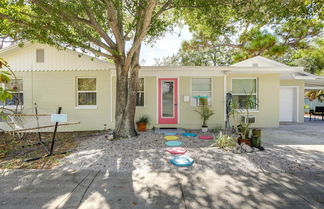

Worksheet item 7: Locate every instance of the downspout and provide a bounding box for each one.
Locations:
[223,70,227,127]
[110,70,113,123]
[31,67,34,113]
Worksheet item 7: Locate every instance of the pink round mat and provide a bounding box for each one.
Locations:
[167,147,187,154]
[199,135,213,140]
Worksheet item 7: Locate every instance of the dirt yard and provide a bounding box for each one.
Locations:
[0,131,103,169]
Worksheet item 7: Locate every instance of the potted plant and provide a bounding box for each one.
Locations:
[231,91,258,146]
[195,97,214,132]
[237,123,251,146]
[136,115,149,131]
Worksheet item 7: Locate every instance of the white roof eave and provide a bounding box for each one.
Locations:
[225,66,303,74]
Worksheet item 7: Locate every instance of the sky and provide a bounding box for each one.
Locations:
[140,26,192,66]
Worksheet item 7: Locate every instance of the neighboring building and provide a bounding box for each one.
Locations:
[0,43,315,131]
[303,73,324,112]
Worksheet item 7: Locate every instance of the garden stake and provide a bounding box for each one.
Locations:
[48,107,62,156]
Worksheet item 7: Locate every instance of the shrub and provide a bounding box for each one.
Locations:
[214,133,237,148]
[213,126,222,134]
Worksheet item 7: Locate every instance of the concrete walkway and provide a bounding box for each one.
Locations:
[263,121,324,145]
[1,168,323,209]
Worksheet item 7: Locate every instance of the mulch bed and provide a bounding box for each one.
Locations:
[0,131,102,169]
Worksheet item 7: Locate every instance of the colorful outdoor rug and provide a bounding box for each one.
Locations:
[170,155,194,167]
[165,141,182,147]
[198,135,214,140]
[182,132,197,137]
[164,135,178,141]
[166,147,187,154]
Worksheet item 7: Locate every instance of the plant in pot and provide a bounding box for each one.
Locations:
[136,115,149,132]
[231,91,258,146]
[194,97,214,132]
[237,122,251,146]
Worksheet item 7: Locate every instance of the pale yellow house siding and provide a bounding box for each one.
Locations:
[227,74,281,128]
[7,71,292,131]
[13,70,112,131]
[280,80,304,123]
[176,76,224,129]
[112,76,224,129]
[134,77,157,126]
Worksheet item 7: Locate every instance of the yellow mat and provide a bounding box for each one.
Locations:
[164,135,178,141]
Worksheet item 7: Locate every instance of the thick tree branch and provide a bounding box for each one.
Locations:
[103,0,125,55]
[80,1,116,48]
[79,43,114,59]
[29,0,116,56]
[125,0,157,70]
[152,0,172,20]
[0,13,24,24]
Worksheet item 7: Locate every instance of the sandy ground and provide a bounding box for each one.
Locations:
[56,129,324,178]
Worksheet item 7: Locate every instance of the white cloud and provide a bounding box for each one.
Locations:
[140,26,192,66]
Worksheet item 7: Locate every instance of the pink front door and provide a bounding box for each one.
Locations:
[158,78,178,124]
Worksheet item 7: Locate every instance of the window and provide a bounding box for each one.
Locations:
[241,116,256,124]
[36,49,45,63]
[192,78,212,106]
[232,78,257,110]
[77,78,97,106]
[0,79,23,106]
[136,78,144,106]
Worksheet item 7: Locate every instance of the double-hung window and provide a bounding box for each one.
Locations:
[232,78,258,110]
[136,78,144,106]
[0,79,24,106]
[192,78,212,106]
[77,78,97,106]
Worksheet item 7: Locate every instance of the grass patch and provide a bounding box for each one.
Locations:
[0,131,102,169]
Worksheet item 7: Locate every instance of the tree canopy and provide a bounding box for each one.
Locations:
[158,0,323,74]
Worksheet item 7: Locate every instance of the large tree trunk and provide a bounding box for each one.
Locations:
[114,49,141,138]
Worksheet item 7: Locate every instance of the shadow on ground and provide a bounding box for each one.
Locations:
[1,147,323,209]
[1,122,323,209]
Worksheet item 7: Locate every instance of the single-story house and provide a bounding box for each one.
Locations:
[0,43,311,131]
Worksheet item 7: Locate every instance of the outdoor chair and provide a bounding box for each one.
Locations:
[309,106,324,121]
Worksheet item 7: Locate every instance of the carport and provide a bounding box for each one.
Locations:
[303,73,324,120]
[280,71,324,122]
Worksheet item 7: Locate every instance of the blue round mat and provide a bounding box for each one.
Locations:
[165,141,182,147]
[164,132,177,136]
[182,132,197,137]
[170,155,194,167]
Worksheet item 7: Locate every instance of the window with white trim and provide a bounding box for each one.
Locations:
[191,78,212,106]
[136,78,144,106]
[232,78,258,110]
[77,78,97,106]
[0,79,23,106]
